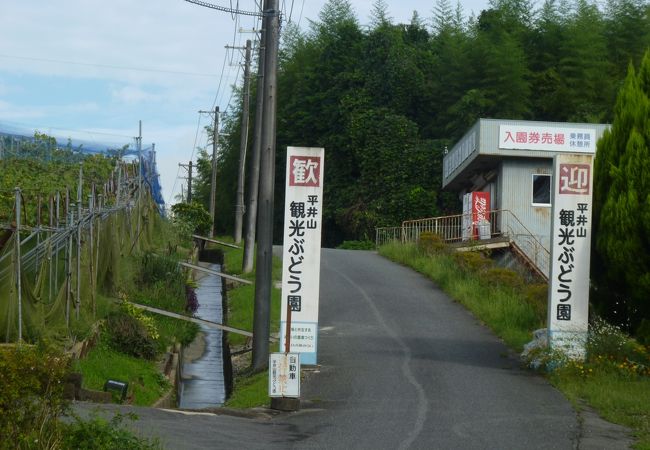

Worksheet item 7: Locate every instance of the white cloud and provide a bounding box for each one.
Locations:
[110,85,160,105]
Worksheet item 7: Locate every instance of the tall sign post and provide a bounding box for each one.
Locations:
[547,153,594,359]
[278,147,324,366]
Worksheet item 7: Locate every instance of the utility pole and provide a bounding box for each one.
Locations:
[178,161,193,203]
[234,39,253,244]
[136,121,143,248]
[242,28,267,273]
[209,107,219,237]
[252,0,280,371]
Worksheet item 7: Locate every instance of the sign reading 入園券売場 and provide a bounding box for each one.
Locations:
[279,147,324,366]
[499,125,596,153]
[547,153,594,359]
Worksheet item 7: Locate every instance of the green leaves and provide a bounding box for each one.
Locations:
[211,1,650,248]
[593,50,650,332]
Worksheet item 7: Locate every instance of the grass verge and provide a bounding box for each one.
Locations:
[75,338,170,406]
[224,370,270,408]
[218,238,282,407]
[379,240,650,449]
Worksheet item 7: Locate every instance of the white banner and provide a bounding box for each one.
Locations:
[547,154,594,359]
[499,125,596,153]
[279,147,324,365]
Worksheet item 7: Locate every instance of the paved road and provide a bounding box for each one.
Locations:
[74,249,629,449]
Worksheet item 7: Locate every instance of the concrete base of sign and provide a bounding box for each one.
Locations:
[270,397,300,411]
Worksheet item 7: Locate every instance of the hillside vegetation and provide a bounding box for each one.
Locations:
[196,0,650,246]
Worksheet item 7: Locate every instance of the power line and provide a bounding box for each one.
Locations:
[211,47,231,110]
[297,0,305,28]
[0,53,221,78]
[182,0,263,17]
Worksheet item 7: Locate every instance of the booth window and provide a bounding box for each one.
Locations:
[532,174,551,206]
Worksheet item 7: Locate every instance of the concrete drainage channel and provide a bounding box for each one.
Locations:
[178,249,233,409]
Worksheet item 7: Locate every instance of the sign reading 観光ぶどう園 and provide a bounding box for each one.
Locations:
[547,153,594,359]
[279,147,324,366]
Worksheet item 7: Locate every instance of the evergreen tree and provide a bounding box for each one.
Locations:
[558,0,612,122]
[529,0,567,120]
[604,0,650,81]
[593,52,650,332]
[370,0,391,26]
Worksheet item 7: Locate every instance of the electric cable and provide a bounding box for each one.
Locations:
[0,53,220,78]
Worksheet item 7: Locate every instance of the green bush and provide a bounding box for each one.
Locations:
[587,318,650,374]
[481,267,524,289]
[636,319,650,346]
[418,232,447,254]
[138,253,183,290]
[337,240,375,250]
[62,413,160,450]
[523,283,548,323]
[0,345,70,449]
[453,250,493,272]
[105,311,157,360]
[170,201,212,236]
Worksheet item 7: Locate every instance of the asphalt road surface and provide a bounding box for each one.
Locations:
[74,248,609,449]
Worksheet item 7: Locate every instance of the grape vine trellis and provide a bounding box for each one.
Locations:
[0,155,164,343]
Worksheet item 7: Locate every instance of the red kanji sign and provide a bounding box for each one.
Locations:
[559,163,590,195]
[289,156,321,187]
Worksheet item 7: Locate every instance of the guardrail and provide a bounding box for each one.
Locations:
[376,209,550,278]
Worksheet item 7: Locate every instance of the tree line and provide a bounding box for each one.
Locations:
[192,0,649,245]
[186,0,649,332]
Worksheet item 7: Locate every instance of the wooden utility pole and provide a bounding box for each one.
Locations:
[210,107,220,237]
[179,161,193,203]
[252,0,280,371]
[242,27,267,273]
[234,39,253,244]
[136,121,143,247]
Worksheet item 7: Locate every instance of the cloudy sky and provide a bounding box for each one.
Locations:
[0,0,490,206]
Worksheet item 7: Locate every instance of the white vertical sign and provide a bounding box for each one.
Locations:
[547,153,594,359]
[269,352,300,398]
[279,147,324,365]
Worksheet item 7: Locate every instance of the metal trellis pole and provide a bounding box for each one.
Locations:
[15,188,22,342]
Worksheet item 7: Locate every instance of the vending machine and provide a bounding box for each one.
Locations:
[462,191,490,241]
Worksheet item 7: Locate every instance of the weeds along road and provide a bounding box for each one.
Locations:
[75,248,580,449]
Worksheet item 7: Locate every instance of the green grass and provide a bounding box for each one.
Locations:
[215,238,282,407]
[379,241,650,449]
[220,240,282,348]
[224,370,270,408]
[75,219,198,407]
[75,339,170,406]
[551,371,650,448]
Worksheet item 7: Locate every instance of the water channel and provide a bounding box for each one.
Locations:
[178,263,226,409]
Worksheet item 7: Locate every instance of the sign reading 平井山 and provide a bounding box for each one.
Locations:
[279,147,325,365]
[548,153,594,359]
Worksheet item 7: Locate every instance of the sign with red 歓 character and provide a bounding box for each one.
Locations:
[279,147,324,366]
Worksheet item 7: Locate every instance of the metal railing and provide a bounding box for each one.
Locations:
[376,209,550,278]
